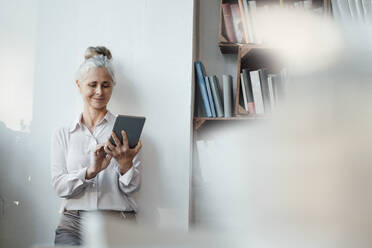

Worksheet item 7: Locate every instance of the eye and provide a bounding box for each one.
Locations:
[88,83,96,88]
[102,82,112,88]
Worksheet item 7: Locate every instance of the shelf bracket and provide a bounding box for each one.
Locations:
[241,46,253,57]
[193,119,206,131]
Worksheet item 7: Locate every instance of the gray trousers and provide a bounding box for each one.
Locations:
[54,210,136,246]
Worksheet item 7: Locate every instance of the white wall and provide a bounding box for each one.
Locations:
[0,0,195,247]
[191,0,239,228]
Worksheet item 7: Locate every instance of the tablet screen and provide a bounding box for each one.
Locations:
[110,115,146,148]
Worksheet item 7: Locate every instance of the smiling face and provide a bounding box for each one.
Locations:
[76,67,114,110]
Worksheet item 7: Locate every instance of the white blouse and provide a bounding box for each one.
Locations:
[50,110,140,213]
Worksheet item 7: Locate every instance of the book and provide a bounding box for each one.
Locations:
[221,3,237,43]
[258,69,271,114]
[194,76,205,117]
[304,0,312,9]
[331,0,341,20]
[349,0,364,23]
[267,74,276,111]
[331,0,352,23]
[249,70,264,114]
[222,75,233,117]
[242,0,255,43]
[210,76,224,117]
[362,0,372,23]
[230,4,245,43]
[238,0,250,43]
[273,73,286,104]
[194,61,212,117]
[240,72,249,112]
[271,74,280,105]
[248,1,260,44]
[205,76,217,117]
[242,69,255,114]
[294,1,304,8]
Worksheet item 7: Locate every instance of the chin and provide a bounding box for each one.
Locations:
[91,103,107,110]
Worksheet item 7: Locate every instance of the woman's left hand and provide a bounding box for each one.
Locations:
[104,130,142,175]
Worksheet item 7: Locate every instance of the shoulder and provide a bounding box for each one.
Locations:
[52,125,70,136]
[51,126,71,145]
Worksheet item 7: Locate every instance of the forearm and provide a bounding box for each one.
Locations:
[118,167,141,194]
[86,166,98,179]
[118,160,133,175]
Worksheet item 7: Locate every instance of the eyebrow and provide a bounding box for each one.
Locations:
[88,81,113,84]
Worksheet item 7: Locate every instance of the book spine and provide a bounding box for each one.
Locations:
[194,61,212,117]
[362,0,372,24]
[271,75,278,105]
[238,0,250,43]
[223,75,233,117]
[210,76,224,117]
[250,70,264,114]
[194,75,205,117]
[331,0,341,21]
[267,74,276,111]
[349,0,358,21]
[258,69,271,114]
[240,72,249,112]
[304,0,312,9]
[230,4,245,43]
[354,0,364,23]
[242,69,255,114]
[205,76,217,117]
[273,74,285,105]
[222,3,237,43]
[337,0,352,21]
[242,0,255,43]
[278,69,288,103]
[248,1,260,44]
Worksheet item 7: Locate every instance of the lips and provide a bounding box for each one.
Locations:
[93,98,105,101]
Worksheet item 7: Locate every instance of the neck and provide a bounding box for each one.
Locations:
[82,106,108,129]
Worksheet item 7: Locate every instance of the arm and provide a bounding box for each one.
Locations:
[50,128,93,198]
[104,130,142,195]
[117,154,141,194]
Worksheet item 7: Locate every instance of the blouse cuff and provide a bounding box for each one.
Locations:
[118,159,141,186]
[119,166,134,186]
[78,167,95,183]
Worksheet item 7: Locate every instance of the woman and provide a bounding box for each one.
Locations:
[51,46,142,246]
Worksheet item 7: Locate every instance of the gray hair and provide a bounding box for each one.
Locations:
[75,46,116,84]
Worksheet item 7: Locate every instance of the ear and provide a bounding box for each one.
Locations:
[75,80,80,88]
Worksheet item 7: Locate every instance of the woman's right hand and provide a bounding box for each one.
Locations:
[86,144,113,179]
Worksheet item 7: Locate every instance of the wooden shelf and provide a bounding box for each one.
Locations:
[218,42,239,54]
[193,115,268,130]
[219,42,272,54]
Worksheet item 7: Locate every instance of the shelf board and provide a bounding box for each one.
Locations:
[193,115,268,130]
[218,43,272,54]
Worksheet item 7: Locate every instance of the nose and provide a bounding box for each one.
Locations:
[96,85,103,95]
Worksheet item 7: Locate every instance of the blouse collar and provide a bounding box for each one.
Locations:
[69,110,115,133]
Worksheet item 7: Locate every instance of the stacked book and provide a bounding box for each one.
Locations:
[331,0,372,24]
[239,68,288,115]
[222,0,259,44]
[222,0,329,45]
[194,61,234,118]
[286,0,328,15]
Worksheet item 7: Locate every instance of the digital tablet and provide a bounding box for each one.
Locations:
[110,115,146,148]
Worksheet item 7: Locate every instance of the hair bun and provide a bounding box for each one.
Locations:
[84,46,112,60]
